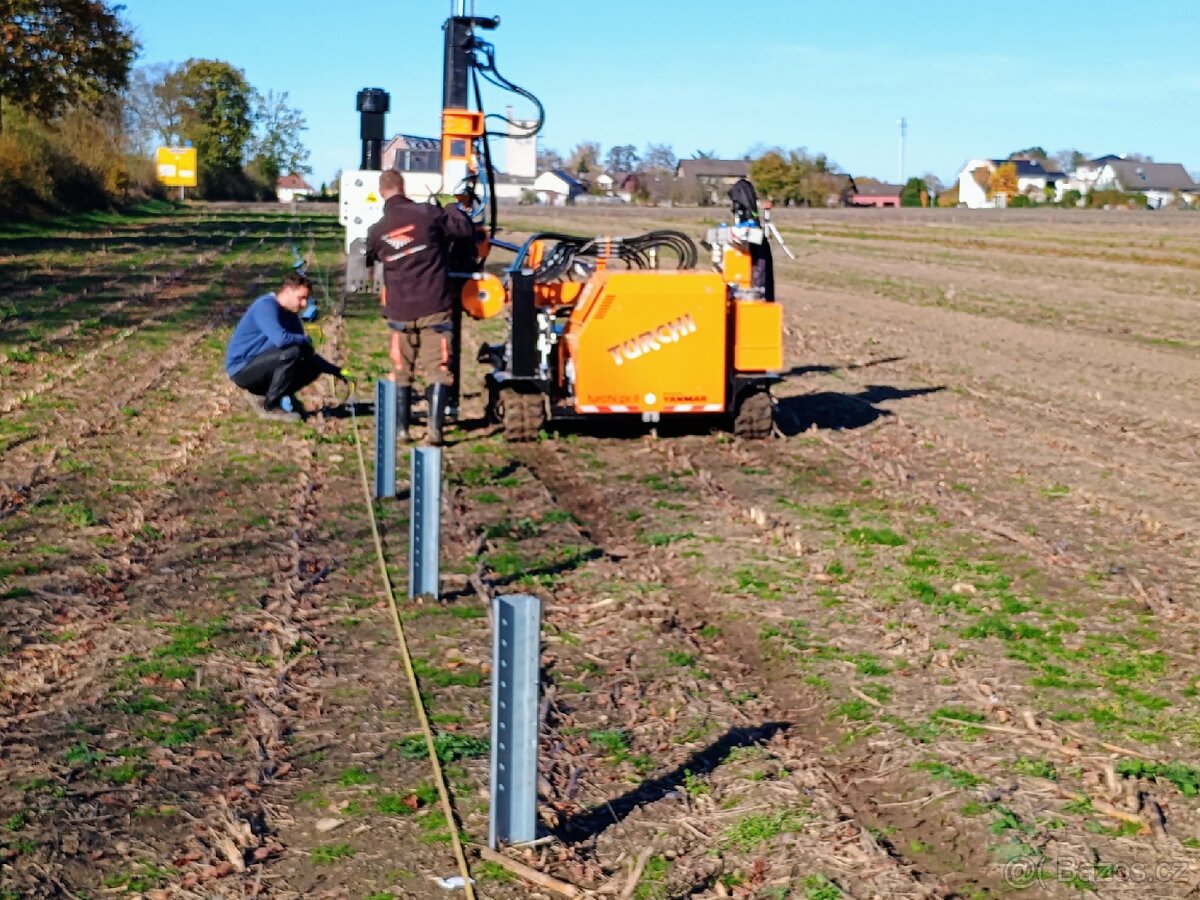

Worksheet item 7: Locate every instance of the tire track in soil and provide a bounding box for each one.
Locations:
[499,442,952,899]
[0,232,269,418]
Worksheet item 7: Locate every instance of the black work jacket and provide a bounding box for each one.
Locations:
[366,195,474,321]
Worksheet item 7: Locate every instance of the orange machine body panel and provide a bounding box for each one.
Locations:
[440,108,484,184]
[733,300,783,372]
[722,246,752,287]
[564,271,727,413]
[533,281,584,308]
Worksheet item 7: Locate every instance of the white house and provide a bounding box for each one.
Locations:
[1082,157,1197,208]
[493,172,537,203]
[956,158,1066,208]
[276,173,312,203]
[533,169,589,205]
[594,172,615,195]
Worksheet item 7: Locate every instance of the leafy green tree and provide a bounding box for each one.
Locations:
[900,176,925,207]
[170,58,254,197]
[603,143,639,173]
[248,88,310,184]
[748,149,792,200]
[0,0,137,130]
[748,146,841,206]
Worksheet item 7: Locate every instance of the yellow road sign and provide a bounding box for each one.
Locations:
[155,146,198,187]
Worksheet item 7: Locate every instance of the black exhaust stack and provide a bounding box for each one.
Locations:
[356,87,390,171]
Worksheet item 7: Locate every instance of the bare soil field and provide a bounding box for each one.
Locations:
[2,205,1199,899]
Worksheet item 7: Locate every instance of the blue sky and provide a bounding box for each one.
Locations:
[120,0,1200,187]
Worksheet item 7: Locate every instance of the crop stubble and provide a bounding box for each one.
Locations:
[2,206,1199,898]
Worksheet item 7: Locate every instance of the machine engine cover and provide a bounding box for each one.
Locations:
[565,271,727,414]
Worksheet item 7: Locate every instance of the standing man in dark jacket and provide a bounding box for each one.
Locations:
[366,170,473,444]
[225,271,345,422]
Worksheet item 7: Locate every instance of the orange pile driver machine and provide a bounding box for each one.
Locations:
[353,5,786,440]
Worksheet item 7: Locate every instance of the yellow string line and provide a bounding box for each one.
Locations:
[346,390,477,899]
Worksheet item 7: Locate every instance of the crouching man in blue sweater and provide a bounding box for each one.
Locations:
[225,272,346,421]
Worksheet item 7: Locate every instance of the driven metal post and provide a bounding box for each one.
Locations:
[409,447,441,598]
[374,379,397,498]
[489,593,541,848]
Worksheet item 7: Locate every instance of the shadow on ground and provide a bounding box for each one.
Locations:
[553,721,789,845]
[775,384,945,434]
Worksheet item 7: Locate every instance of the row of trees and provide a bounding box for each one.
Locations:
[537,142,685,177]
[125,60,310,199]
[0,0,311,216]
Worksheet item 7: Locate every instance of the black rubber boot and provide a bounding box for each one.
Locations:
[426,383,449,446]
[396,385,413,442]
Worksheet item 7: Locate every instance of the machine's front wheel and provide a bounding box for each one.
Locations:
[502,389,547,442]
[732,389,774,439]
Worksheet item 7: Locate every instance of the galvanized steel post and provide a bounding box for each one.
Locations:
[489,593,541,848]
[374,379,396,498]
[409,446,441,598]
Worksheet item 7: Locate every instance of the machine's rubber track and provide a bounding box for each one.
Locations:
[502,390,547,442]
[732,389,774,439]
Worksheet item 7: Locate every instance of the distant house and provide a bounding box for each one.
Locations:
[675,159,750,204]
[851,181,902,208]
[1084,157,1197,208]
[381,134,442,200]
[533,169,589,205]
[614,172,645,203]
[276,173,312,203]
[493,172,537,203]
[1070,154,1123,188]
[956,158,1066,208]
[594,172,615,195]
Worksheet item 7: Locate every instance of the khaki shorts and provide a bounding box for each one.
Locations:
[388,310,454,387]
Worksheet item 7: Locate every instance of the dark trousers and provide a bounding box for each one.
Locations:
[448,281,465,409]
[231,344,325,408]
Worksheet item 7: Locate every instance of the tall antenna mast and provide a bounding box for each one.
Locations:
[898,116,907,184]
